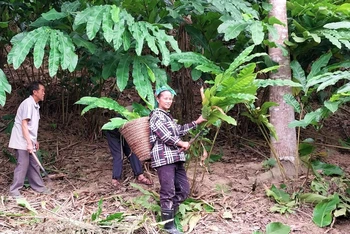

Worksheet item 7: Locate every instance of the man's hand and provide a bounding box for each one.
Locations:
[35,141,40,151]
[27,141,34,154]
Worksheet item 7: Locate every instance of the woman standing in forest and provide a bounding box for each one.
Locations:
[149,86,206,234]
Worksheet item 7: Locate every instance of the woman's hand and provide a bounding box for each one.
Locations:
[195,115,207,125]
[177,140,190,151]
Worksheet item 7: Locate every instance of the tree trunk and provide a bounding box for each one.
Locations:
[268,0,298,177]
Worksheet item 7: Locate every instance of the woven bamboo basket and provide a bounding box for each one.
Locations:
[119,116,151,161]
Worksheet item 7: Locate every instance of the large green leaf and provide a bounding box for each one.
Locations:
[130,22,146,56]
[208,109,237,126]
[324,21,350,29]
[86,6,106,40]
[265,222,291,234]
[75,97,129,117]
[48,31,60,77]
[112,19,126,51]
[0,69,11,107]
[218,20,247,41]
[249,21,264,45]
[116,54,132,91]
[102,56,119,80]
[283,94,301,114]
[33,27,50,69]
[57,31,78,72]
[42,8,67,21]
[288,107,331,128]
[225,45,254,74]
[313,194,340,227]
[311,160,344,176]
[266,185,291,204]
[73,7,93,30]
[170,52,222,75]
[290,60,306,91]
[16,198,38,214]
[72,34,97,54]
[9,29,42,69]
[102,8,114,43]
[299,193,327,204]
[255,79,303,88]
[102,118,128,130]
[307,53,332,80]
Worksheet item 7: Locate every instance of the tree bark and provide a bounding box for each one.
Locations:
[268,0,298,175]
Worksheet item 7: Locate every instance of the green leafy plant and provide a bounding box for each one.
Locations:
[75,97,150,130]
[265,184,297,214]
[91,198,124,225]
[253,221,291,234]
[287,52,350,129]
[0,69,11,107]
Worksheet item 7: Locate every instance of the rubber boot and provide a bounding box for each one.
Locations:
[161,209,183,234]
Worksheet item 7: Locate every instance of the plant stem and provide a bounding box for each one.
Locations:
[200,124,220,184]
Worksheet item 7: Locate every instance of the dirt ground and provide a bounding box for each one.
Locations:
[0,96,350,234]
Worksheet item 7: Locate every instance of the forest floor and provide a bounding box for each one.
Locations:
[0,93,350,234]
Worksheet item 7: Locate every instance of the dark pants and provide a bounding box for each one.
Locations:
[157,162,190,210]
[104,129,143,180]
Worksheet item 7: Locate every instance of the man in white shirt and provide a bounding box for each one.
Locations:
[9,81,50,198]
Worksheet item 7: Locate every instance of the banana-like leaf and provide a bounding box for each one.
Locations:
[283,94,301,114]
[130,22,146,56]
[86,6,106,40]
[255,79,303,88]
[290,60,306,91]
[299,193,327,204]
[249,21,264,45]
[217,20,247,41]
[170,52,222,75]
[75,97,127,116]
[16,198,38,214]
[312,194,340,227]
[102,8,114,43]
[210,94,256,107]
[132,57,153,103]
[324,100,341,113]
[324,21,350,29]
[110,5,120,23]
[116,54,132,91]
[48,31,60,77]
[57,31,78,72]
[0,69,11,107]
[102,56,119,80]
[265,222,291,234]
[337,83,350,93]
[73,7,94,30]
[123,30,131,51]
[225,45,254,74]
[208,109,237,126]
[72,34,97,54]
[323,31,341,49]
[102,118,128,130]
[316,72,350,92]
[220,64,257,96]
[307,53,332,81]
[9,29,42,69]
[260,101,279,115]
[33,27,50,68]
[288,107,331,128]
[112,21,126,51]
[42,8,67,21]
[154,30,171,65]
